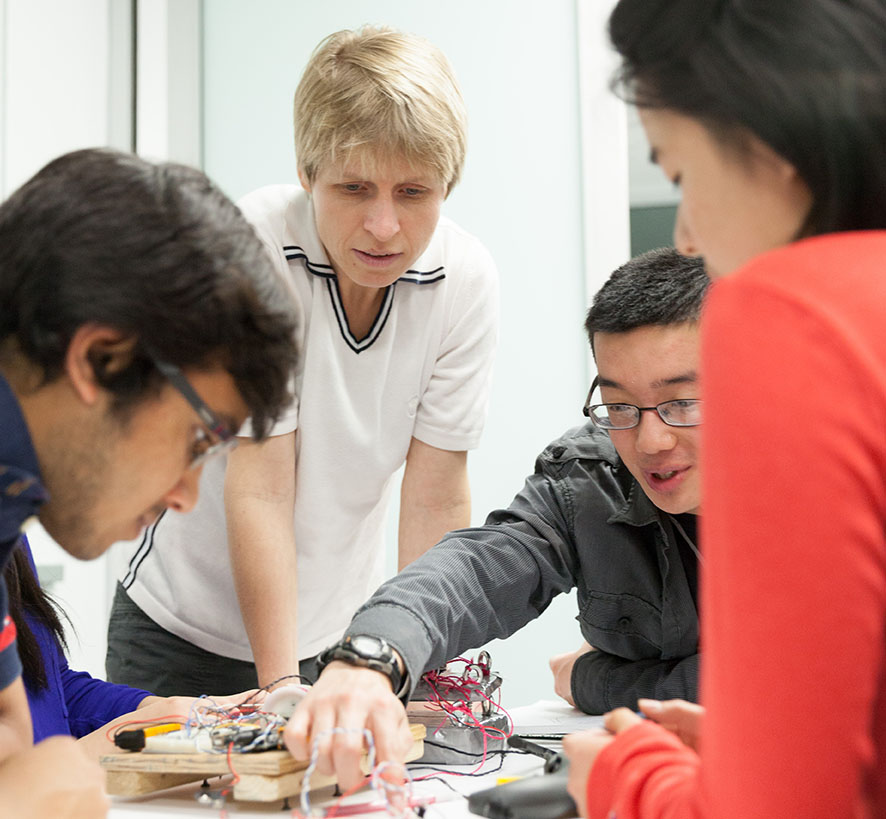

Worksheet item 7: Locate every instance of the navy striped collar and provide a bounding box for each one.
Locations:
[282,245,445,353]
[282,245,445,285]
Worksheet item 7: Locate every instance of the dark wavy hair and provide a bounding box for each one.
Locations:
[0,148,299,438]
[585,248,708,355]
[609,0,886,236]
[5,540,69,692]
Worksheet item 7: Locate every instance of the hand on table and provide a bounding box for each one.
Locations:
[78,691,265,758]
[548,641,594,706]
[0,736,109,818]
[284,661,413,791]
[562,698,705,816]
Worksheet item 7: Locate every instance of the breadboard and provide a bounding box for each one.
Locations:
[100,723,425,802]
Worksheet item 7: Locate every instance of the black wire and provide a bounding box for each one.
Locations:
[407,747,515,779]
[418,738,505,759]
[409,774,465,797]
[237,673,304,705]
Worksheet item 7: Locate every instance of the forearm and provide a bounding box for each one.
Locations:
[571,650,699,715]
[229,520,299,686]
[398,440,470,570]
[225,435,299,688]
[77,695,195,758]
[398,494,470,570]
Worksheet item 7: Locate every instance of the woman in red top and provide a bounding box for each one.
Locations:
[564,1,886,817]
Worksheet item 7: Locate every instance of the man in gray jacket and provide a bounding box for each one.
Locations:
[286,248,707,788]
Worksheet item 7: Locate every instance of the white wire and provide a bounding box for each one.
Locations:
[299,727,376,816]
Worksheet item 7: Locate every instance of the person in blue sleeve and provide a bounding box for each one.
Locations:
[9,540,151,744]
[7,537,250,756]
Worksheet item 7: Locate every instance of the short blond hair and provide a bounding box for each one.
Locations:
[294,26,467,195]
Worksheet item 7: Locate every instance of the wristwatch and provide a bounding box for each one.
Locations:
[317,634,408,700]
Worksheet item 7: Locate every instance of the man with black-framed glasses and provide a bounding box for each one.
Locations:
[0,148,299,818]
[282,247,709,788]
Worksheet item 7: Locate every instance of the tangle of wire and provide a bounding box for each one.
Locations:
[108,672,307,751]
[409,656,513,781]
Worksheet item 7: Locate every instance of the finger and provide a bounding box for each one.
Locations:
[641,698,704,726]
[658,698,704,717]
[637,698,665,720]
[368,699,412,769]
[603,707,643,734]
[562,726,611,748]
[284,698,322,761]
[330,708,372,792]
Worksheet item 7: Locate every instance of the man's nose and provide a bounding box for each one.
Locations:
[162,466,201,515]
[634,409,678,455]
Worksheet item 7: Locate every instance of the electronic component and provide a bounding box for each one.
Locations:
[112,696,287,756]
[263,683,309,718]
[408,651,509,765]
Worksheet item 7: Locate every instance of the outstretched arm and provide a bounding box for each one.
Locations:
[226,433,299,688]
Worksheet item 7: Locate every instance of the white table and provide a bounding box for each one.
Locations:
[108,701,603,818]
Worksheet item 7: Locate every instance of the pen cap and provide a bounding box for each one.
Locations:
[113,730,146,752]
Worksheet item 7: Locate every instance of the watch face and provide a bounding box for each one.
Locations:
[350,635,386,657]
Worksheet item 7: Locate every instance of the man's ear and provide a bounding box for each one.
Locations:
[65,324,139,405]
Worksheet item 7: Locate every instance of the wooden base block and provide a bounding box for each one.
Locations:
[100,723,426,802]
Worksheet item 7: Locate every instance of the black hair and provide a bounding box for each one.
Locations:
[0,148,299,438]
[609,0,886,236]
[585,247,708,354]
[5,543,69,692]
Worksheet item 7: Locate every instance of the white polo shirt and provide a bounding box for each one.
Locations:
[119,185,499,662]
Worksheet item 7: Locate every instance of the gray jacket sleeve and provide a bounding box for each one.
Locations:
[571,650,699,714]
[346,455,581,698]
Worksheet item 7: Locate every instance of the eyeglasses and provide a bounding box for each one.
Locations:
[150,356,238,469]
[583,376,702,430]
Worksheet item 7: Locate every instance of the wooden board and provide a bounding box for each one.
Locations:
[100,723,426,802]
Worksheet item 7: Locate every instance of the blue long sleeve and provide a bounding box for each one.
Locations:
[18,538,152,742]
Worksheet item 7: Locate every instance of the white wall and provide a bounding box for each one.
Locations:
[0,0,133,677]
[201,0,629,707]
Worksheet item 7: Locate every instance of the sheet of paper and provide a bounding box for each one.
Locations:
[508,699,606,737]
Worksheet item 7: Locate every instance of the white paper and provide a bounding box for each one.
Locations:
[508,699,607,737]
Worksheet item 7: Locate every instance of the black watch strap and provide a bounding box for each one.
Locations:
[317,634,408,699]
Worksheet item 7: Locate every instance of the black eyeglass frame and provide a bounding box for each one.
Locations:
[150,356,238,468]
[582,376,702,430]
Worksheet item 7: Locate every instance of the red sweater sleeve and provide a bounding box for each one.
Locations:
[589,722,703,818]
[588,236,886,818]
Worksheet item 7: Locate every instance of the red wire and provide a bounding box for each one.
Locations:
[411,657,514,781]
